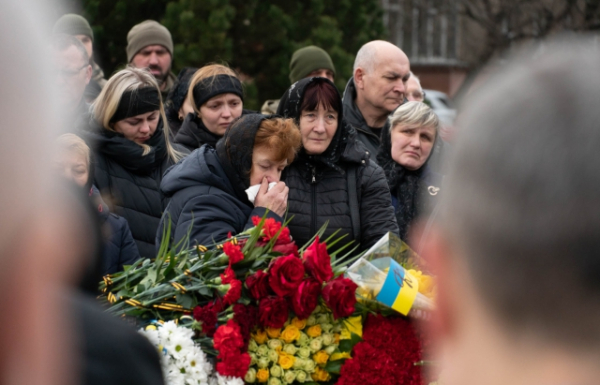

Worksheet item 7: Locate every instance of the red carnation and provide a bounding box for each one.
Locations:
[258,296,289,328]
[252,216,292,243]
[290,278,321,319]
[223,241,244,265]
[268,255,305,297]
[192,302,218,337]
[221,266,235,283]
[223,279,242,305]
[216,352,252,378]
[303,236,333,283]
[213,319,244,356]
[322,276,358,319]
[233,304,259,347]
[246,270,272,300]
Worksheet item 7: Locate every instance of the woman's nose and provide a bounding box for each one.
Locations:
[313,117,326,133]
[139,121,150,133]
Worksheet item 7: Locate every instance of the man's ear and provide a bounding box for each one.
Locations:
[354,67,365,90]
[84,64,92,85]
[410,222,457,343]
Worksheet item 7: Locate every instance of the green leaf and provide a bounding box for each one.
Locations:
[323,359,345,374]
[176,293,194,309]
[338,332,362,352]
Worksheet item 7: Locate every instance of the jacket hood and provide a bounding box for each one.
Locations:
[160,145,234,198]
[277,77,364,168]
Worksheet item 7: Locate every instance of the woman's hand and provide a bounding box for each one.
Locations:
[254,177,288,217]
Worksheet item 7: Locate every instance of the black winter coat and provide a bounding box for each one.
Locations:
[173,113,221,152]
[83,122,185,259]
[89,186,140,275]
[342,77,387,159]
[158,145,282,249]
[277,78,398,252]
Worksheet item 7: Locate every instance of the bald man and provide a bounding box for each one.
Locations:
[342,40,410,157]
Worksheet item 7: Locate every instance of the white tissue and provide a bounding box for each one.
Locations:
[245,182,277,204]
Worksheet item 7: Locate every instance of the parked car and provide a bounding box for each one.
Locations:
[424,89,456,141]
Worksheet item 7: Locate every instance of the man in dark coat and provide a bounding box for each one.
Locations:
[342,40,411,158]
[277,77,398,252]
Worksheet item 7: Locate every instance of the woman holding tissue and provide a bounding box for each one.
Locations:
[277,77,398,252]
[157,114,301,249]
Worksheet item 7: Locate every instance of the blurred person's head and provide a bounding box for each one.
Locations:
[289,46,336,84]
[1,1,103,383]
[387,101,438,171]
[54,134,91,187]
[51,34,92,112]
[187,64,244,136]
[53,14,94,61]
[406,72,425,102]
[421,37,600,385]
[353,40,410,126]
[92,67,180,161]
[127,20,173,89]
[165,67,198,122]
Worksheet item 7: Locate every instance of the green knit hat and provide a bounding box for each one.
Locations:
[289,46,336,84]
[53,14,93,41]
[126,20,173,62]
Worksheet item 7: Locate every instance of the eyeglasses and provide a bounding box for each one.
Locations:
[407,90,426,101]
[55,63,89,79]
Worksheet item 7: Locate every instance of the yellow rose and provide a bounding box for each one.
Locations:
[291,317,307,330]
[312,350,329,365]
[266,327,282,338]
[330,351,351,361]
[408,269,436,299]
[257,368,270,383]
[311,367,331,382]
[252,329,268,344]
[281,325,301,343]
[278,351,296,370]
[306,324,322,338]
[333,333,340,344]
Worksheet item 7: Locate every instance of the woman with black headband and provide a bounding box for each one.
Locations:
[157,115,301,250]
[83,67,186,259]
[173,64,245,151]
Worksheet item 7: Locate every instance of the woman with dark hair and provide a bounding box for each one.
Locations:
[173,64,245,151]
[158,114,302,248]
[277,77,398,252]
[83,67,187,259]
[377,101,442,241]
[164,67,198,136]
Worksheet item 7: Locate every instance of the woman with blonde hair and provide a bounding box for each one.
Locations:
[173,64,245,151]
[377,101,442,241]
[83,66,187,258]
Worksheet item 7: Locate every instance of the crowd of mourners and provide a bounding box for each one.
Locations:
[52,14,449,277]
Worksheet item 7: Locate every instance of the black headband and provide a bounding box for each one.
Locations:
[110,87,161,123]
[192,74,244,108]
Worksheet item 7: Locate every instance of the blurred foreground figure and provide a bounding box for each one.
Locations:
[422,37,600,385]
[0,2,164,384]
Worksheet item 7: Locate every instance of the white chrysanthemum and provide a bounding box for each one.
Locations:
[164,333,195,361]
[139,328,161,347]
[166,368,186,385]
[158,321,180,340]
[212,374,244,385]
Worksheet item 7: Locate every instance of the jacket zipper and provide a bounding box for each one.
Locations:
[310,166,317,236]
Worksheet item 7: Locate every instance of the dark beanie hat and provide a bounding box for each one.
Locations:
[127,20,174,62]
[53,14,94,41]
[289,45,336,84]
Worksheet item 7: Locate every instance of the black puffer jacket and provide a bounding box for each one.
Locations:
[342,77,387,159]
[173,113,221,152]
[277,78,398,252]
[89,186,140,275]
[83,121,186,259]
[158,114,283,249]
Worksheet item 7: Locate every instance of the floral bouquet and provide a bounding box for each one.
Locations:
[99,216,364,384]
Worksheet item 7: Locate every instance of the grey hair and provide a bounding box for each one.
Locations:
[353,42,377,73]
[51,34,89,64]
[388,101,439,135]
[438,35,600,348]
[408,71,422,88]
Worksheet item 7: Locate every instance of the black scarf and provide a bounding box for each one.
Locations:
[215,114,267,203]
[276,77,352,178]
[377,124,435,240]
[175,113,222,150]
[91,120,168,175]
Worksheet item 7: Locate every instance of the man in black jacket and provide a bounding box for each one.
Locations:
[342,40,410,158]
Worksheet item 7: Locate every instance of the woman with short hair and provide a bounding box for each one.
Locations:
[277,77,398,252]
[83,67,186,258]
[377,101,442,241]
[158,114,302,248]
[173,64,245,151]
